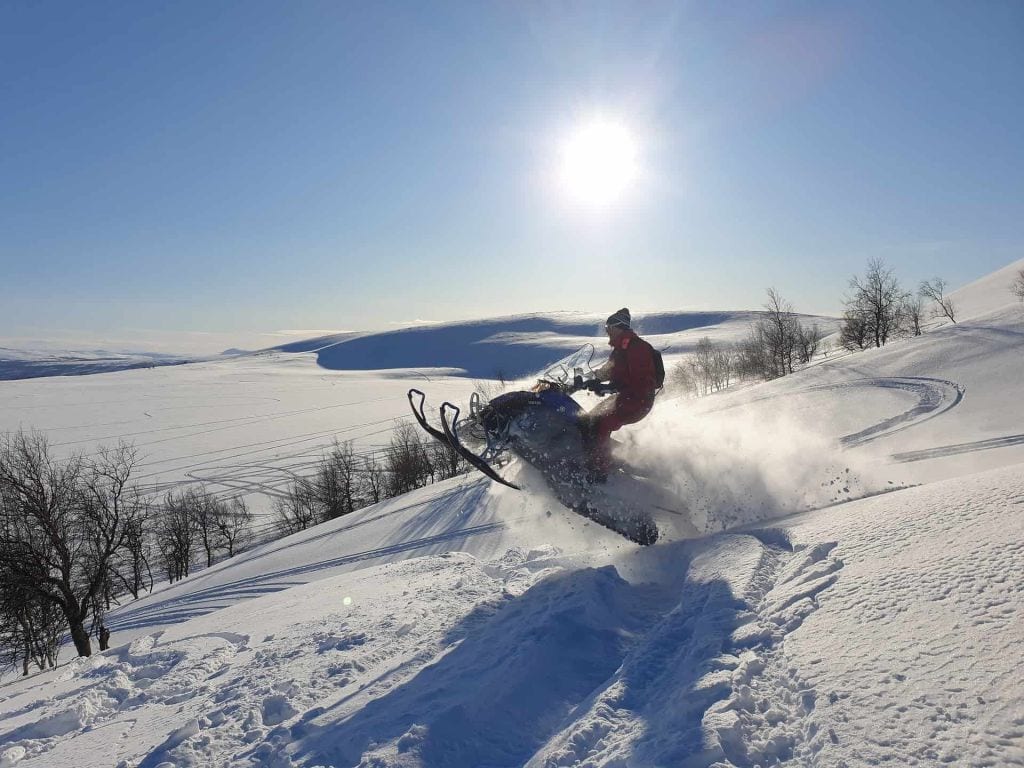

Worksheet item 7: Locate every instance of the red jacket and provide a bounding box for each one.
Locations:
[608,330,657,402]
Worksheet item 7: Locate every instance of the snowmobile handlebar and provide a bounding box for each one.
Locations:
[583,380,618,396]
[563,375,616,396]
[532,376,616,396]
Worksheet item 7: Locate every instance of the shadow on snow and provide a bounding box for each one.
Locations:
[253,541,750,768]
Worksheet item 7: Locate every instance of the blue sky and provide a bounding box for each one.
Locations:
[2,1,1022,353]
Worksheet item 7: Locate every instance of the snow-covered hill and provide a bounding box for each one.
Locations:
[0,262,1022,767]
[0,347,194,381]
[269,309,838,379]
[945,255,1024,321]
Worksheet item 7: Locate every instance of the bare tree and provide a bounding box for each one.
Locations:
[691,337,716,394]
[711,344,734,390]
[0,567,63,675]
[155,490,198,584]
[845,259,909,347]
[273,480,319,536]
[670,359,698,397]
[762,288,801,377]
[0,434,143,657]
[213,497,251,558]
[919,277,957,323]
[385,423,432,496]
[687,337,735,394]
[430,439,466,481]
[839,309,871,351]
[187,488,220,568]
[361,455,386,505]
[735,324,772,380]
[315,441,361,520]
[903,295,925,337]
[1011,268,1024,302]
[795,323,823,364]
[109,512,153,600]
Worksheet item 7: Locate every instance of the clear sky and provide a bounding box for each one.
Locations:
[2,1,1022,353]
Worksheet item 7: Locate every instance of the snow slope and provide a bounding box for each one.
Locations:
[0,347,193,381]
[270,310,838,379]
[944,256,1024,322]
[0,264,1022,767]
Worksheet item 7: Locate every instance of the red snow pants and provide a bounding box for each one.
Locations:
[580,394,653,474]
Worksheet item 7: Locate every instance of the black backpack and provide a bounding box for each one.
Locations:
[651,346,665,391]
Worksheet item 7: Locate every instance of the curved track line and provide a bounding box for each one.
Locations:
[708,376,965,448]
[891,433,1024,463]
[833,377,964,446]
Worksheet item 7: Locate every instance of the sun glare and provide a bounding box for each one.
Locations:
[558,119,639,207]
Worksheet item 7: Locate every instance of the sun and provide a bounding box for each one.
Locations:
[558,118,640,207]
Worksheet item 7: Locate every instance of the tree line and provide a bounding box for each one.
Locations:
[271,424,467,535]
[671,258,979,397]
[839,258,959,351]
[672,287,825,395]
[0,418,467,675]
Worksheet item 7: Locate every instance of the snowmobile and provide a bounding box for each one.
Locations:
[407,346,693,545]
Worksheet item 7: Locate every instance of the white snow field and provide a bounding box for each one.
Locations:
[0,347,194,381]
[0,262,1022,767]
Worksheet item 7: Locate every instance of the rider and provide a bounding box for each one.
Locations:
[579,308,659,482]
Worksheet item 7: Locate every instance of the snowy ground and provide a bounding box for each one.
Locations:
[0,347,194,381]
[0,261,1022,767]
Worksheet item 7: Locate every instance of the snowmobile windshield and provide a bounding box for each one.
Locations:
[539,344,596,385]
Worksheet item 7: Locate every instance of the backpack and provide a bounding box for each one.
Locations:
[651,346,665,391]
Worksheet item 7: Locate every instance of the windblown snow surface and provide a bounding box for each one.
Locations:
[0,347,193,381]
[0,262,1022,767]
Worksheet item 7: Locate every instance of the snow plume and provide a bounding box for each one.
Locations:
[624,400,879,535]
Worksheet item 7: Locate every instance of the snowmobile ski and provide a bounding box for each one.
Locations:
[407,388,450,446]
[439,402,521,490]
[408,389,519,489]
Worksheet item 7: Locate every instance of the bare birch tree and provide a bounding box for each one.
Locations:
[903,295,925,336]
[0,433,143,657]
[844,259,909,347]
[839,309,871,351]
[795,323,824,364]
[919,277,957,323]
[273,480,319,535]
[315,441,361,520]
[156,490,198,583]
[213,497,251,558]
[362,455,386,505]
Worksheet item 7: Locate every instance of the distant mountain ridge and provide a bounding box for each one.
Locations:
[0,348,193,381]
[269,309,840,379]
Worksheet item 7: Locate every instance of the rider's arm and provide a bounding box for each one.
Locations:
[593,358,613,381]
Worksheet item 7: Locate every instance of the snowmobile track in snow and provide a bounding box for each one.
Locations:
[831,377,964,447]
[534,532,845,767]
[710,376,965,448]
[890,432,1024,463]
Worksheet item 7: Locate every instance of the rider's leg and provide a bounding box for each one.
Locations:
[589,397,654,478]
